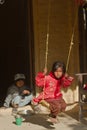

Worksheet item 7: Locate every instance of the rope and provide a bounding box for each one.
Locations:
[39,0,51,108]
[40,1,78,107]
[66,8,78,72]
[45,1,78,73]
[44,0,50,69]
[66,35,74,72]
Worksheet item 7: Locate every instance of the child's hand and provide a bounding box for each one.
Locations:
[23,90,30,95]
[65,73,68,78]
[65,73,74,81]
[43,68,47,75]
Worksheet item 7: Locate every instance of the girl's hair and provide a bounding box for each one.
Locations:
[51,61,66,74]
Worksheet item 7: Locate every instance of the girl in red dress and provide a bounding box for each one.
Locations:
[32,61,74,123]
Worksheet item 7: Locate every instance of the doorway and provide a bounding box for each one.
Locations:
[0,0,35,106]
[78,3,87,73]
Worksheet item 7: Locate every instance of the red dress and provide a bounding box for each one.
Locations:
[33,72,74,117]
[33,72,74,103]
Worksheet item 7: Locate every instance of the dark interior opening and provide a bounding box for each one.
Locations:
[0,0,35,106]
[78,3,87,73]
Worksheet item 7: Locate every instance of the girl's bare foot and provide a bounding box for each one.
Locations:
[47,117,59,124]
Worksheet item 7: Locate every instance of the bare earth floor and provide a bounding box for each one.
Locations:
[0,104,87,130]
[65,103,87,125]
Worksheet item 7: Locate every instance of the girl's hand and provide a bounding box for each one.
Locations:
[65,73,74,81]
[43,68,47,75]
[65,73,68,78]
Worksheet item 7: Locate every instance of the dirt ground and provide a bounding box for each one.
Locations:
[65,103,87,125]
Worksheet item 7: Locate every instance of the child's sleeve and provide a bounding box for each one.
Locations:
[35,72,45,87]
[61,76,74,87]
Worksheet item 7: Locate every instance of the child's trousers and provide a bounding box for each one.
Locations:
[46,97,66,118]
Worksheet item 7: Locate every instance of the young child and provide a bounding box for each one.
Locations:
[32,61,74,123]
[4,73,33,108]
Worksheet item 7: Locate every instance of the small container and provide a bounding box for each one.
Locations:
[15,115,22,126]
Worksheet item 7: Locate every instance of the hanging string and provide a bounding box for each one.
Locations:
[40,1,78,107]
[66,7,78,72]
[39,0,51,108]
[42,0,51,99]
[44,0,51,69]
